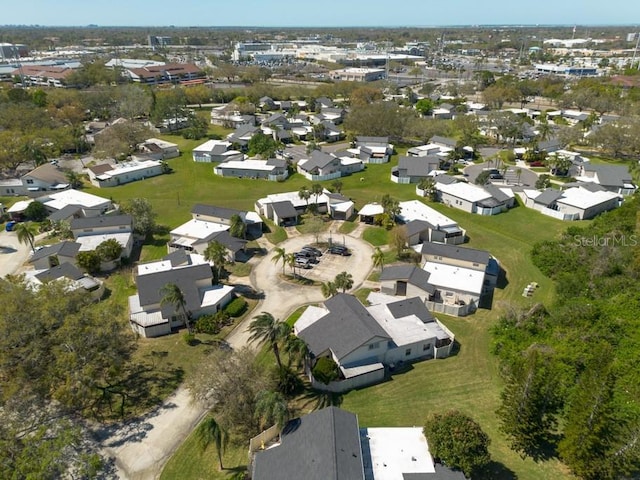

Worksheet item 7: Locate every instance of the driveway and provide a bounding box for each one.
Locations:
[464,161,538,188]
[0,229,33,278]
[99,224,375,479]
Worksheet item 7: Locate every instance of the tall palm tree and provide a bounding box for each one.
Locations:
[271,247,287,276]
[248,312,291,369]
[371,247,385,272]
[14,221,38,253]
[283,335,309,368]
[196,417,229,471]
[298,186,310,210]
[320,280,338,299]
[160,283,192,333]
[311,183,323,206]
[204,240,228,281]
[254,390,290,430]
[334,271,354,293]
[285,252,297,277]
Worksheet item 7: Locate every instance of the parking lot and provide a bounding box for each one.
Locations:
[292,242,360,283]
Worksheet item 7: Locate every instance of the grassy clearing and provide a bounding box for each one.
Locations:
[337,220,358,235]
[295,213,332,236]
[227,262,252,277]
[362,226,389,246]
[264,220,287,245]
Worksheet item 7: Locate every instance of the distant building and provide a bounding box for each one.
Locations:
[148,35,171,50]
[0,43,28,61]
[329,67,385,82]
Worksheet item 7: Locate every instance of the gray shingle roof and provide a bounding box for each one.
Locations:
[271,200,298,219]
[404,219,435,235]
[483,184,512,203]
[420,242,491,265]
[397,156,440,178]
[386,297,436,323]
[29,241,81,263]
[534,188,564,206]
[162,249,189,267]
[356,136,389,146]
[209,230,247,253]
[297,294,390,361]
[582,164,633,188]
[70,214,132,231]
[380,265,436,295]
[191,204,242,221]
[301,150,337,171]
[136,263,212,317]
[48,204,82,222]
[34,263,85,282]
[252,407,364,480]
[429,136,457,147]
[433,174,458,185]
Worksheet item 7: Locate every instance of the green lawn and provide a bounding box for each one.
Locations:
[264,220,287,244]
[337,220,358,235]
[362,226,389,246]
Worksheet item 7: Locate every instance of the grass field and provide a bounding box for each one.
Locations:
[87,133,588,480]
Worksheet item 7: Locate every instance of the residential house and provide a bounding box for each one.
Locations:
[24,263,104,300]
[315,96,334,110]
[129,252,234,338]
[21,163,70,196]
[295,294,454,392]
[251,407,465,480]
[415,242,499,314]
[211,105,256,128]
[391,156,440,184]
[326,193,355,221]
[226,124,259,148]
[398,200,466,245]
[297,150,363,181]
[432,102,454,119]
[168,221,246,260]
[192,139,242,163]
[436,181,515,215]
[214,158,288,181]
[355,136,393,164]
[139,138,179,160]
[429,136,458,150]
[37,189,113,218]
[190,203,263,238]
[256,189,342,225]
[379,264,435,299]
[316,120,343,142]
[358,202,384,224]
[407,143,452,158]
[87,159,165,188]
[0,178,26,197]
[576,163,637,196]
[28,241,81,270]
[315,107,345,125]
[521,186,621,220]
[258,96,277,111]
[70,214,134,264]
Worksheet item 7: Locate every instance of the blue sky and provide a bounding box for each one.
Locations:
[4,0,640,27]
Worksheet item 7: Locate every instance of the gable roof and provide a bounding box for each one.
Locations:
[300,150,337,171]
[162,248,190,267]
[252,407,364,480]
[47,204,82,222]
[136,263,212,316]
[271,200,298,219]
[87,163,113,176]
[534,188,564,206]
[397,156,440,177]
[380,265,436,295]
[297,294,391,361]
[70,214,132,231]
[385,296,436,323]
[22,163,68,184]
[34,262,85,282]
[29,241,81,263]
[419,242,491,265]
[429,136,457,147]
[582,163,633,188]
[191,204,242,220]
[404,219,435,235]
[209,230,247,253]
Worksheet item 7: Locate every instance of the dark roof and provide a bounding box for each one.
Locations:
[397,156,440,178]
[404,219,435,235]
[70,214,132,231]
[298,294,390,361]
[29,241,81,263]
[191,204,242,221]
[386,297,436,323]
[380,266,436,295]
[163,249,189,267]
[22,163,68,184]
[88,163,113,175]
[534,188,564,206]
[136,263,212,316]
[582,163,633,188]
[271,200,298,219]
[231,124,258,137]
[300,150,337,172]
[429,136,457,147]
[266,158,287,168]
[35,262,85,282]
[252,407,364,480]
[433,174,457,185]
[48,204,82,222]
[420,242,491,265]
[538,138,563,152]
[483,184,512,203]
[316,96,334,108]
[262,113,288,125]
[210,230,247,253]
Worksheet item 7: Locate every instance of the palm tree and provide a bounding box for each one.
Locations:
[320,280,338,298]
[311,183,323,206]
[271,247,287,275]
[196,417,229,470]
[537,120,553,142]
[331,179,343,194]
[204,240,228,281]
[160,283,193,333]
[229,214,246,239]
[417,177,437,201]
[283,335,309,368]
[254,390,290,430]
[248,312,291,369]
[298,186,310,210]
[285,252,297,278]
[371,247,385,272]
[334,271,354,293]
[14,221,38,253]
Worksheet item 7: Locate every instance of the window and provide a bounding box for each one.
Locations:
[473,262,479,267]
[423,343,431,351]
[368,342,380,350]
[405,348,412,356]
[26,179,34,184]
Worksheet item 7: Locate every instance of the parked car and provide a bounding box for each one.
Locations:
[328,245,351,256]
[295,251,319,263]
[489,173,503,180]
[5,221,17,232]
[294,258,313,269]
[301,246,322,256]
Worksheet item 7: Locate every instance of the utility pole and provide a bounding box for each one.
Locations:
[632,33,640,70]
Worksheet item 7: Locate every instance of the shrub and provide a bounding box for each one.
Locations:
[183,332,197,346]
[194,311,230,334]
[277,366,304,396]
[225,297,247,317]
[312,356,340,384]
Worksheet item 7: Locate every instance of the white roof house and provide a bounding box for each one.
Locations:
[358,203,385,218]
[423,261,485,296]
[169,219,229,247]
[437,182,494,203]
[37,189,112,216]
[88,159,164,188]
[397,200,458,228]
